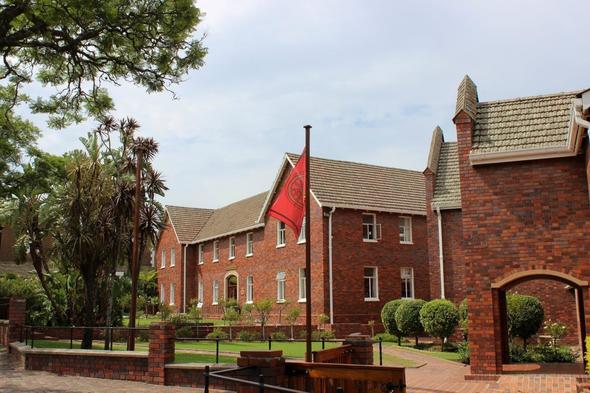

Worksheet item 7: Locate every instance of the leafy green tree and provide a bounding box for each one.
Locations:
[286,308,300,339]
[0,0,207,129]
[381,299,407,345]
[507,294,544,349]
[395,299,426,346]
[419,299,459,351]
[254,299,273,339]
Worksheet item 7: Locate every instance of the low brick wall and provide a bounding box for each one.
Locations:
[0,320,8,347]
[165,363,237,389]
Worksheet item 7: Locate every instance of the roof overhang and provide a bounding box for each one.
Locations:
[431,201,461,211]
[189,222,265,244]
[469,99,587,166]
[321,203,426,216]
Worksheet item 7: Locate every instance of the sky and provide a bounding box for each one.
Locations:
[34,0,590,208]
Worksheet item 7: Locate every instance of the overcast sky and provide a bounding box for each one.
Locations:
[36,0,590,208]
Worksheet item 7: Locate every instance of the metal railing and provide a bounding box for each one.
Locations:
[21,325,149,350]
[204,365,308,393]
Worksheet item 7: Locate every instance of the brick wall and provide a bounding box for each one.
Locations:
[331,209,429,324]
[455,111,590,375]
[155,220,184,312]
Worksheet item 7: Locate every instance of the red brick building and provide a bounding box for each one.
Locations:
[156,153,428,331]
[425,76,590,376]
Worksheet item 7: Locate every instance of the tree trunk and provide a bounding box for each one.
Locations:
[82,272,98,349]
[290,325,294,340]
[29,242,64,322]
[415,336,419,347]
[397,336,401,346]
[441,338,445,352]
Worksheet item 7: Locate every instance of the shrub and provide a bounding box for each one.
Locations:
[206,328,229,340]
[458,299,468,340]
[395,299,426,346]
[312,330,335,340]
[419,299,459,351]
[586,337,590,374]
[510,343,577,363]
[544,320,567,346]
[169,313,190,327]
[137,329,150,342]
[457,341,470,364]
[176,326,193,338]
[373,333,398,343]
[238,330,259,342]
[270,331,288,340]
[381,299,407,345]
[286,308,301,339]
[254,299,273,339]
[158,304,172,321]
[317,313,329,330]
[507,294,544,349]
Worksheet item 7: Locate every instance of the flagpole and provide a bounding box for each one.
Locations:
[304,125,312,362]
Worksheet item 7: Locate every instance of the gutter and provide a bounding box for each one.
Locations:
[328,207,336,324]
[183,243,188,313]
[435,206,445,299]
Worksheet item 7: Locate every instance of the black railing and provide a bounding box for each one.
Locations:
[22,325,149,350]
[204,365,307,393]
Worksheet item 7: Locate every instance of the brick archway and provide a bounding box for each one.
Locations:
[491,269,588,371]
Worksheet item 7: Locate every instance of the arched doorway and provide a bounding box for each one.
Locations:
[491,269,588,372]
[225,274,238,301]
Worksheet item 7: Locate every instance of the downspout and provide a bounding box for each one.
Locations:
[436,206,445,299]
[328,207,336,324]
[183,244,188,313]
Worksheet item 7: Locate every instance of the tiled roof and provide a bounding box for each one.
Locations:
[472,91,579,153]
[165,206,214,243]
[194,191,268,242]
[455,75,478,121]
[432,142,461,209]
[286,154,426,215]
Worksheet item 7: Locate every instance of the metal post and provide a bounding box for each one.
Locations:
[322,336,325,350]
[259,373,265,393]
[70,327,73,349]
[268,336,272,350]
[204,365,210,393]
[24,326,28,345]
[215,338,219,363]
[31,328,34,348]
[304,124,312,363]
[336,388,344,393]
[19,325,23,342]
[110,328,113,351]
[379,337,383,366]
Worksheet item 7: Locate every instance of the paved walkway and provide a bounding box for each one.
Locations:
[382,345,582,393]
[0,350,226,393]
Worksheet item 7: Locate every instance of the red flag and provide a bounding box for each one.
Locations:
[268,149,307,236]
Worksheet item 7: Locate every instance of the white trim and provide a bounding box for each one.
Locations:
[401,267,415,299]
[212,280,219,305]
[169,283,175,305]
[198,244,204,264]
[246,232,254,256]
[160,249,166,269]
[362,213,379,241]
[212,240,219,262]
[228,237,235,260]
[399,216,413,244]
[224,271,239,301]
[246,275,254,303]
[298,267,307,302]
[326,203,426,217]
[190,223,265,244]
[363,266,379,301]
[170,248,176,267]
[436,207,446,299]
[276,271,286,302]
[276,221,286,247]
[328,207,336,324]
[183,244,187,312]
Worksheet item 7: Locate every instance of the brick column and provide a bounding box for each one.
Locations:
[8,298,25,343]
[148,322,175,385]
[344,334,374,365]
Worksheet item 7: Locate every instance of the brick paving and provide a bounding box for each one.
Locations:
[0,350,228,393]
[382,345,582,393]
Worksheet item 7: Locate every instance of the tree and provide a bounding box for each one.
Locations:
[381,299,407,345]
[0,0,207,130]
[395,299,426,346]
[286,308,300,339]
[254,299,273,339]
[507,294,544,349]
[317,313,329,331]
[419,299,459,351]
[221,299,240,340]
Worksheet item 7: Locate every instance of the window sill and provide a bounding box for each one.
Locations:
[245,253,253,258]
[228,257,235,261]
[298,299,306,303]
[363,239,378,243]
[364,298,380,302]
[276,299,286,304]
[169,303,175,306]
[401,296,415,300]
[400,241,413,245]
[276,244,286,249]
[246,301,253,304]
[160,266,165,269]
[213,259,219,263]
[170,265,175,268]
[297,240,306,245]
[212,302,218,305]
[198,262,204,265]
[197,302,203,308]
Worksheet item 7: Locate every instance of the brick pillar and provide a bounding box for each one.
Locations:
[236,350,286,393]
[8,298,25,343]
[344,334,374,365]
[148,322,175,385]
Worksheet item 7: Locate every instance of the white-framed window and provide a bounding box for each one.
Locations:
[298,217,306,243]
[246,275,254,303]
[197,279,204,307]
[198,244,204,264]
[229,237,235,259]
[298,268,307,302]
[277,222,286,247]
[160,283,165,303]
[276,272,286,302]
[170,248,175,267]
[246,233,254,256]
[399,217,413,244]
[401,267,415,299]
[161,249,166,268]
[364,267,379,301]
[169,283,175,305]
[150,250,155,267]
[213,240,219,262]
[362,213,381,241]
[212,280,219,305]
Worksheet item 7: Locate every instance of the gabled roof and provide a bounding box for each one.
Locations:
[283,153,426,215]
[472,90,581,154]
[165,206,214,243]
[194,191,268,242]
[432,142,461,210]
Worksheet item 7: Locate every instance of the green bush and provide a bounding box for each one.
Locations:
[507,294,544,349]
[381,299,407,345]
[270,331,288,340]
[509,343,577,363]
[137,329,150,342]
[419,299,459,351]
[395,299,426,346]
[586,337,590,374]
[176,326,193,338]
[457,341,470,364]
[206,328,229,340]
[373,333,398,343]
[458,299,468,340]
[311,330,335,340]
[170,313,190,327]
[238,330,259,342]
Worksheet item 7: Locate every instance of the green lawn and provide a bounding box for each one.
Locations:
[174,352,236,364]
[122,316,224,327]
[375,351,417,367]
[382,342,462,362]
[175,340,340,359]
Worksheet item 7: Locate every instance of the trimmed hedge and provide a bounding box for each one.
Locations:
[381,299,407,345]
[419,299,459,351]
[507,293,544,349]
[395,299,426,346]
